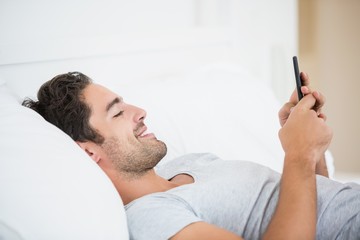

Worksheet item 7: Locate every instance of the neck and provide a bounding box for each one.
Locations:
[111,169,178,205]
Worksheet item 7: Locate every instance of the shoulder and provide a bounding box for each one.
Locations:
[125,193,201,240]
[125,192,193,212]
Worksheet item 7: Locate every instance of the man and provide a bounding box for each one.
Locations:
[23,72,360,239]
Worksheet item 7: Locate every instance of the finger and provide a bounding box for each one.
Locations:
[296,93,317,110]
[300,72,312,97]
[300,72,310,87]
[279,102,295,126]
[301,86,311,95]
[279,102,295,117]
[312,91,326,112]
[289,89,299,104]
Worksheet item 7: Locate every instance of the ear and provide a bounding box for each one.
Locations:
[76,141,102,163]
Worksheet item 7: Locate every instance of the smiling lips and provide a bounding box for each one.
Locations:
[136,126,156,139]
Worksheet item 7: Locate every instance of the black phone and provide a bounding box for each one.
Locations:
[292,56,304,101]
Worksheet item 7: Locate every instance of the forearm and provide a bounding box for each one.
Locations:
[263,154,317,240]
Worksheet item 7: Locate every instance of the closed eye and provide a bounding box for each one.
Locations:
[113,111,124,118]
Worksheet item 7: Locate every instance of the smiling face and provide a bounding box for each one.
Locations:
[80,83,167,179]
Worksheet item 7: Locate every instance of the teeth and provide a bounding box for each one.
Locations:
[140,129,148,137]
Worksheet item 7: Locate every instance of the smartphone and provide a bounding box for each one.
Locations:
[292,56,304,101]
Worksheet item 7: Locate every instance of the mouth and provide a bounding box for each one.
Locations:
[136,126,156,139]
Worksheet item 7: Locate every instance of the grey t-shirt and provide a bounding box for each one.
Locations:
[125,153,360,240]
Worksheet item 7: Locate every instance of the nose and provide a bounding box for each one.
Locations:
[132,105,147,123]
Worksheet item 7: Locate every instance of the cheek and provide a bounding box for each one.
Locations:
[112,130,140,149]
[102,121,133,139]
[101,136,140,162]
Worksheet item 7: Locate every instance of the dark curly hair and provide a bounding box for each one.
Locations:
[22,72,104,144]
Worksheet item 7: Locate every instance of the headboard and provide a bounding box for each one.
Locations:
[0,0,297,102]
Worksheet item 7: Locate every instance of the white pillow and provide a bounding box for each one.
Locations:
[0,82,129,240]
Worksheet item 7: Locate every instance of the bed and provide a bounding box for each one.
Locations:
[0,1,336,239]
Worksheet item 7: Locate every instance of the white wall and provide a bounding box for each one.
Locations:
[0,0,297,102]
[299,0,360,174]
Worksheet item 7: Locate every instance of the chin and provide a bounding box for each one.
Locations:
[154,140,167,162]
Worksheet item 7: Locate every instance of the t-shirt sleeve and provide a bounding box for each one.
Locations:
[125,193,202,240]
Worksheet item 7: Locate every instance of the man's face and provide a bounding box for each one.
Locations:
[82,83,167,179]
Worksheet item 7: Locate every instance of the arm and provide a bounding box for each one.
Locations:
[316,155,329,177]
[264,94,332,239]
[279,72,329,177]
[264,154,317,240]
[171,222,243,240]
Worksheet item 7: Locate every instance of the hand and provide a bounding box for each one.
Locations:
[279,72,327,127]
[278,94,333,165]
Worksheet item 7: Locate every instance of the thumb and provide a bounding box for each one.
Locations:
[296,94,317,111]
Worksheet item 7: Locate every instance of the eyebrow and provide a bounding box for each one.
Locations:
[105,97,122,112]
